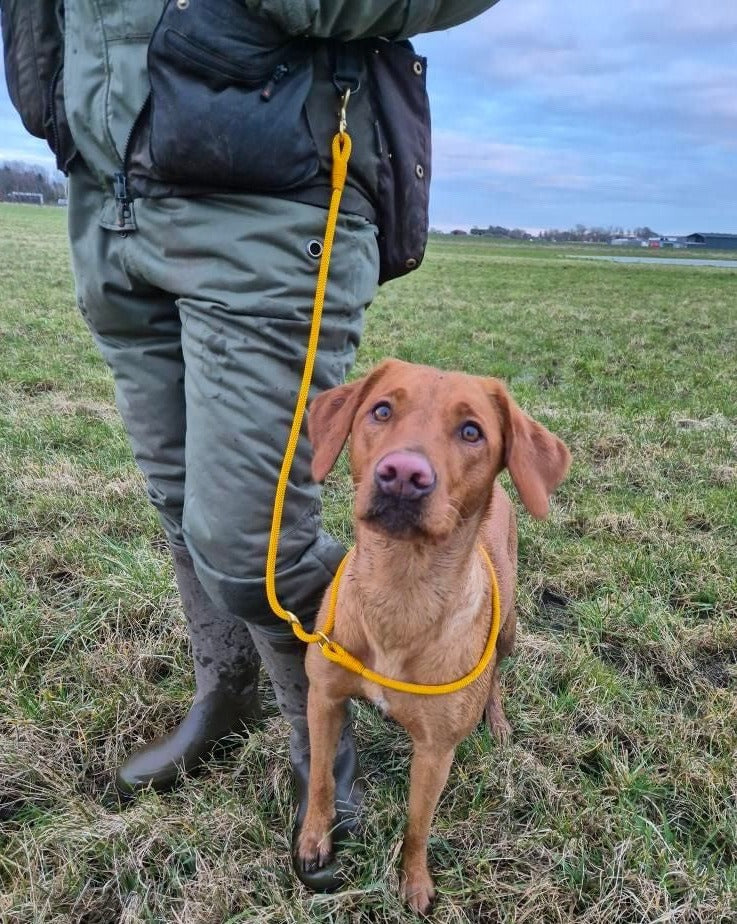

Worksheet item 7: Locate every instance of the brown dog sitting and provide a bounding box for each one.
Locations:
[295,359,571,914]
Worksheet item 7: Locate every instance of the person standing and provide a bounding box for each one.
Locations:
[1,0,501,888]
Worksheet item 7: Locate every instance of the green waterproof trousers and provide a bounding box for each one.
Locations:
[67,165,379,628]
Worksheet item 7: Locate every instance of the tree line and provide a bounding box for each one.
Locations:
[1,162,66,203]
[465,223,659,242]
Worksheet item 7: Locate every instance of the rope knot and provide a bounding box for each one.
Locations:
[331,131,351,191]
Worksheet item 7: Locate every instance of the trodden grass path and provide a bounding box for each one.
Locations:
[1,204,735,922]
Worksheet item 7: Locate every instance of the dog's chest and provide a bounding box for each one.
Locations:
[363,682,414,726]
[370,688,391,715]
[360,656,405,718]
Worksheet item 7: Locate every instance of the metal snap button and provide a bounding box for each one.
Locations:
[306,239,324,259]
[405,257,418,269]
[415,164,425,179]
[176,0,189,9]
[413,61,423,76]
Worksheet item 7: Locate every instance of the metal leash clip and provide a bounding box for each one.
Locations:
[339,88,351,135]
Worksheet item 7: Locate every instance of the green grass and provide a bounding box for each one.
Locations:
[1,202,735,923]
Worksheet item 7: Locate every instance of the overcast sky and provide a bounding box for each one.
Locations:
[1,0,736,235]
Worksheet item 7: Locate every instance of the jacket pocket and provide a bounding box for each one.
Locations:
[367,40,431,284]
[162,29,270,84]
[147,0,319,192]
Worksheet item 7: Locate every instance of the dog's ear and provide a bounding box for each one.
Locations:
[308,361,394,482]
[489,380,571,518]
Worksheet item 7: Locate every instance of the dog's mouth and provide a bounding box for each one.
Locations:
[361,490,429,537]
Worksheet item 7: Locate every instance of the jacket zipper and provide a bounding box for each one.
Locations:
[164,28,279,84]
[113,98,150,228]
[260,63,290,101]
[113,172,132,227]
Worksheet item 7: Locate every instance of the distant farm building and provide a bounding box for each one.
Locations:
[642,236,693,250]
[685,233,737,251]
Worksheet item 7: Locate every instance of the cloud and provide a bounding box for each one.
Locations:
[418,0,736,146]
[412,0,737,230]
[431,132,547,179]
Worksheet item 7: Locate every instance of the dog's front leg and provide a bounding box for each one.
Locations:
[401,743,455,915]
[295,687,346,871]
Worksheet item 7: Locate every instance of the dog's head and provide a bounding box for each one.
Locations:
[309,359,571,542]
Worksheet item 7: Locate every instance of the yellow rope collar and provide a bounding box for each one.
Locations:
[264,104,500,695]
[311,544,501,695]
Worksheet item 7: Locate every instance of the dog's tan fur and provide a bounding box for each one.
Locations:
[297,359,571,913]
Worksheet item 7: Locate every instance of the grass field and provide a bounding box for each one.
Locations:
[1,202,735,923]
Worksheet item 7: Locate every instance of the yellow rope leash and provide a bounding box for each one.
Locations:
[264,99,501,694]
[264,125,352,646]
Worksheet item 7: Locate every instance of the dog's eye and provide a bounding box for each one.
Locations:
[372,402,392,421]
[460,422,483,443]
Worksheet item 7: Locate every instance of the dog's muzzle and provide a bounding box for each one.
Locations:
[364,451,436,535]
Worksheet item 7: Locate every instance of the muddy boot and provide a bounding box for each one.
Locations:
[290,723,364,892]
[115,544,262,796]
[246,622,364,893]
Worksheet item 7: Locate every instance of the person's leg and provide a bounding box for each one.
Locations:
[67,167,188,547]
[130,192,379,629]
[132,192,378,852]
[67,167,262,792]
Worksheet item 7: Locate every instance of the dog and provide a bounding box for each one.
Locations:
[295,359,571,914]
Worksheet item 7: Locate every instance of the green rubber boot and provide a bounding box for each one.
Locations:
[115,544,262,796]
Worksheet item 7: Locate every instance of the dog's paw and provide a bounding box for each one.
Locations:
[296,827,334,873]
[485,704,512,744]
[401,868,436,916]
[490,715,512,744]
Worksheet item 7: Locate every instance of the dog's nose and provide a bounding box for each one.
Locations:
[374,451,436,499]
